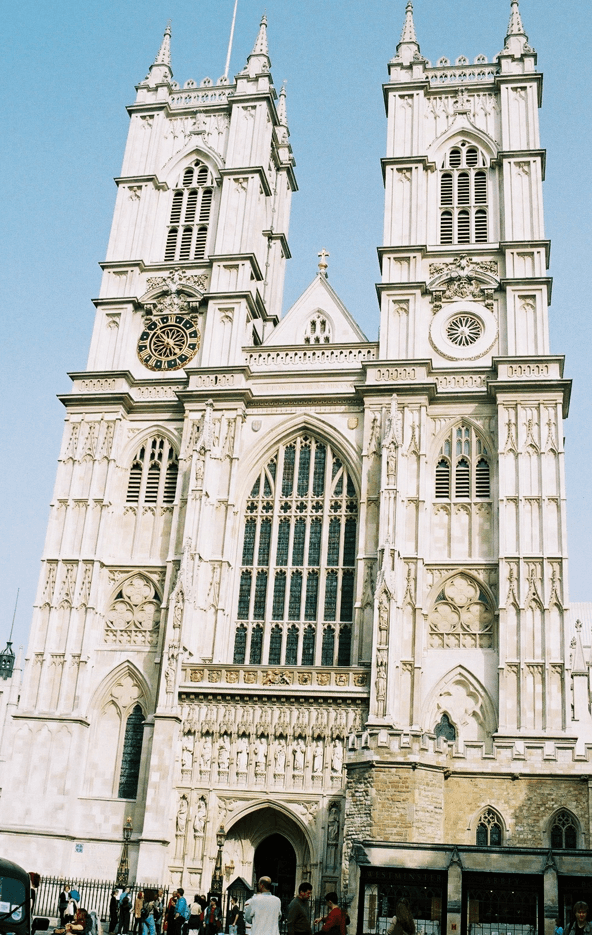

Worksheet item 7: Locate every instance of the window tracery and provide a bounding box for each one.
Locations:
[126,436,179,506]
[105,574,161,646]
[476,808,503,846]
[233,435,357,666]
[304,314,332,345]
[439,142,489,245]
[164,160,215,262]
[435,424,491,501]
[550,810,578,849]
[428,573,494,649]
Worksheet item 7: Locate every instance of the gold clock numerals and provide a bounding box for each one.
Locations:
[137,315,201,371]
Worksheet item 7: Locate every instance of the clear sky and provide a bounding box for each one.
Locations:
[1,0,591,650]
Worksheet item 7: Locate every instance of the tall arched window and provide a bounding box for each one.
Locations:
[118,704,145,799]
[233,435,358,666]
[435,424,491,502]
[439,142,489,245]
[126,437,179,505]
[550,810,578,849]
[164,160,215,262]
[476,808,503,846]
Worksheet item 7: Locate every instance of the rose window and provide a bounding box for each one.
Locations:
[428,573,494,648]
[446,315,482,346]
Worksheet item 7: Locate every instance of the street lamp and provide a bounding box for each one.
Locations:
[116,817,133,886]
[210,826,226,896]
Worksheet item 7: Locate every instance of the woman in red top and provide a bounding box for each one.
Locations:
[315,893,347,935]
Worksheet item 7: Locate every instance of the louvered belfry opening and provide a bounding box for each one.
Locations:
[233,435,357,667]
[435,424,491,502]
[439,142,489,244]
[125,436,179,505]
[164,160,215,262]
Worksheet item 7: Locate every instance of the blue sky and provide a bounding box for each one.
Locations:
[1,0,591,649]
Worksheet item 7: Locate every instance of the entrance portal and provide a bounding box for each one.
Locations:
[254,834,297,910]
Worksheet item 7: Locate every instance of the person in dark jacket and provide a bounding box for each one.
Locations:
[59,888,71,928]
[287,883,312,935]
[119,889,132,935]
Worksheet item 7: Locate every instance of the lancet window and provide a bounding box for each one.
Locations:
[164,160,215,262]
[233,435,358,666]
[304,314,332,345]
[550,810,578,849]
[435,424,491,501]
[118,704,145,799]
[476,808,503,846]
[126,437,179,505]
[439,142,489,245]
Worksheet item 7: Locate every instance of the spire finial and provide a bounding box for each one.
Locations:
[503,0,531,56]
[400,1,417,44]
[318,248,330,276]
[277,80,288,127]
[395,0,421,66]
[251,13,269,57]
[153,22,172,68]
[507,0,526,38]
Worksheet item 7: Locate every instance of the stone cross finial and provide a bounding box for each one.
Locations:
[318,248,330,274]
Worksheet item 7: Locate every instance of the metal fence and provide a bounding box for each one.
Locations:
[35,878,169,923]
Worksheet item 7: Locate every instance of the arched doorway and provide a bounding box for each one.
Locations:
[254,834,296,908]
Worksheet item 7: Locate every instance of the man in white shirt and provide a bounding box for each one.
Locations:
[244,877,282,935]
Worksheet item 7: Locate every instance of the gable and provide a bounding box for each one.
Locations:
[263,274,368,346]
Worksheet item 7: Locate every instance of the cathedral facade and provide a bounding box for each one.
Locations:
[2,3,592,935]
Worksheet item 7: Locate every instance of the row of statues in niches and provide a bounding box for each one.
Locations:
[181,732,345,776]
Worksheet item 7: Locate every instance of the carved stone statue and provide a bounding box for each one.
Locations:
[331,739,343,774]
[275,740,286,773]
[254,736,268,773]
[236,736,249,773]
[181,738,193,770]
[376,651,387,717]
[200,735,212,772]
[312,740,324,774]
[176,795,188,834]
[378,593,389,646]
[293,738,305,772]
[218,734,231,771]
[328,803,340,844]
[193,797,207,836]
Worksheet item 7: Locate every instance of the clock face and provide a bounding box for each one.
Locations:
[137,315,201,371]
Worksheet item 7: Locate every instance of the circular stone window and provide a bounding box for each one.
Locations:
[429,301,497,362]
[446,315,482,347]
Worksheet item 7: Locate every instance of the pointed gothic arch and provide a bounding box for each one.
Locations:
[471,805,506,846]
[84,661,152,799]
[547,807,580,849]
[423,664,497,741]
[428,125,498,165]
[231,426,360,668]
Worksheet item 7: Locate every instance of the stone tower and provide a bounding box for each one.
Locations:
[1,6,590,935]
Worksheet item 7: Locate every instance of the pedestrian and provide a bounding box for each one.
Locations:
[109,891,121,934]
[164,893,178,934]
[244,878,281,935]
[228,899,243,935]
[119,888,132,935]
[175,889,190,935]
[556,920,564,935]
[59,886,71,927]
[387,900,415,935]
[188,896,203,933]
[141,897,156,935]
[203,898,222,935]
[566,904,592,935]
[153,891,164,935]
[65,890,79,926]
[134,893,145,934]
[314,893,348,935]
[287,883,312,935]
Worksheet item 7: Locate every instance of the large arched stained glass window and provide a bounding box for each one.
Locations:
[233,435,358,666]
